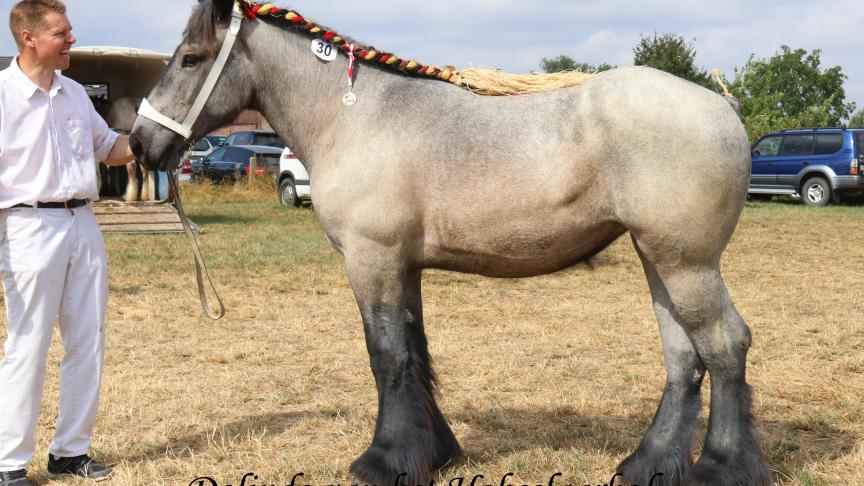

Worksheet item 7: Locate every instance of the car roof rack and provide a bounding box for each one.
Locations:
[780,127,847,133]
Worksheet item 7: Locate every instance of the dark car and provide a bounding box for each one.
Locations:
[749,128,864,206]
[221,130,284,148]
[193,145,284,183]
[190,135,226,160]
[178,135,226,182]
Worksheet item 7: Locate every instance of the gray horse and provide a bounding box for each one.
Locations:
[129,1,771,485]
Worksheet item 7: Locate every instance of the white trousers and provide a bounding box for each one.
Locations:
[0,206,107,471]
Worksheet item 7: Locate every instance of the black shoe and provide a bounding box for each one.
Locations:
[0,469,31,486]
[47,454,113,481]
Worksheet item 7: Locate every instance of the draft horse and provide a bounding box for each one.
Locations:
[106,97,155,201]
[129,1,771,484]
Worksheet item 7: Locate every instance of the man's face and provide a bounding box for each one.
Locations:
[23,12,75,70]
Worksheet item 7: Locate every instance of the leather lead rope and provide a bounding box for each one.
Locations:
[168,171,226,320]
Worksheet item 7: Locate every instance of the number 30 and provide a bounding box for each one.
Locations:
[316,41,332,57]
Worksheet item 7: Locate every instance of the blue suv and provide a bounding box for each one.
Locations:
[749,128,864,206]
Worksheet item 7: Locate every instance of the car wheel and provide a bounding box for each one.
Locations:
[801,177,831,206]
[279,178,300,207]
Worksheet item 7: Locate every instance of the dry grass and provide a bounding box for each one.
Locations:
[455,68,598,96]
[1,189,863,486]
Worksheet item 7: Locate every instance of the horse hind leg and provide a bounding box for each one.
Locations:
[630,236,771,486]
[346,257,461,485]
[617,236,706,486]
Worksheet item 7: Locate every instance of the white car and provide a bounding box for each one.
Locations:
[277,146,311,206]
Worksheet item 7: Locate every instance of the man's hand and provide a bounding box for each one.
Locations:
[103,135,136,166]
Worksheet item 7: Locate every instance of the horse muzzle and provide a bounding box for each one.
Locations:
[129,125,182,172]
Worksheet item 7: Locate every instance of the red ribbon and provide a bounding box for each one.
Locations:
[346,44,356,88]
[241,2,258,19]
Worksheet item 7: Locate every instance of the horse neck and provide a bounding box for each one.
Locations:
[243,20,395,172]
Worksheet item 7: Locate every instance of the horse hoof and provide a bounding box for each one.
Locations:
[350,445,429,486]
[617,448,689,486]
[686,450,771,486]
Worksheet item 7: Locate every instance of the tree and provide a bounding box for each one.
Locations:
[849,109,864,128]
[633,33,712,88]
[540,55,615,74]
[730,46,856,141]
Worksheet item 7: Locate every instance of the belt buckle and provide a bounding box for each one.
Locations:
[64,199,85,209]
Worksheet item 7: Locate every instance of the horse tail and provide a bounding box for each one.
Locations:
[711,68,740,114]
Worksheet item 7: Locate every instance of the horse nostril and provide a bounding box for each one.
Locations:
[130,136,143,157]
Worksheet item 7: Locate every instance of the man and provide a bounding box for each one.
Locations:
[0,1,136,484]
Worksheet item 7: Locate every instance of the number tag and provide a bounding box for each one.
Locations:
[311,39,337,62]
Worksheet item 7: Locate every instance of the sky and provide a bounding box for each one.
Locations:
[1,0,862,118]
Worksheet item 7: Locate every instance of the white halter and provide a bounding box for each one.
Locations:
[137,1,244,139]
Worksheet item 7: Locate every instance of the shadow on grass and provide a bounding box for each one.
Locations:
[186,213,257,226]
[453,406,645,459]
[761,419,857,483]
[751,195,864,207]
[99,406,856,484]
[452,406,857,481]
[112,410,314,464]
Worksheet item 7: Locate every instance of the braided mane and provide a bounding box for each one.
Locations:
[239,1,465,85]
[188,1,597,96]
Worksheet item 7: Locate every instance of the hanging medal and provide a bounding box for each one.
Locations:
[343,43,357,107]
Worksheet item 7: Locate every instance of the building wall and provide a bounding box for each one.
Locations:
[210,110,273,136]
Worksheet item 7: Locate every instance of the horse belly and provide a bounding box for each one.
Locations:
[423,214,626,278]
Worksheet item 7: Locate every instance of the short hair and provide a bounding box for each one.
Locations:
[9,0,66,51]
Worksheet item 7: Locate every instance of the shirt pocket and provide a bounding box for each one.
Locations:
[65,118,90,158]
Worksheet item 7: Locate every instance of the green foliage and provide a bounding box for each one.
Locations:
[540,55,615,74]
[632,33,713,88]
[730,46,856,141]
[849,109,864,128]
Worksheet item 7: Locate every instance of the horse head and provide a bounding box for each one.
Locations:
[130,0,255,171]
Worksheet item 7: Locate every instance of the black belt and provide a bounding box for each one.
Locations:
[11,199,89,209]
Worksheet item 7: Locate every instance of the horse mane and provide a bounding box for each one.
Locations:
[189,0,598,95]
[184,1,220,56]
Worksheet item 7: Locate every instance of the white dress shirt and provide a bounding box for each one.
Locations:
[0,56,118,208]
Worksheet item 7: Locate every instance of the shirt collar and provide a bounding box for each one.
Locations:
[8,56,64,99]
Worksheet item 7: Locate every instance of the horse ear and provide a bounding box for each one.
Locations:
[210,0,235,20]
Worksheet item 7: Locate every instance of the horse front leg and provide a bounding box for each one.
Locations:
[345,253,461,485]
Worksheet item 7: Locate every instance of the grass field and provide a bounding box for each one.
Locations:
[2,185,863,486]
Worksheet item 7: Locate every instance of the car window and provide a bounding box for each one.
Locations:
[253,133,284,147]
[225,133,251,146]
[753,136,782,156]
[814,134,843,155]
[258,154,280,167]
[856,133,864,157]
[779,135,814,156]
[226,147,252,163]
[193,139,210,151]
[206,148,228,162]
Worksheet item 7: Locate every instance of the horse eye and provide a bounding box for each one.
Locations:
[182,54,201,68]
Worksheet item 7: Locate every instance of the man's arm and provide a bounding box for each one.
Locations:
[102,134,136,166]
